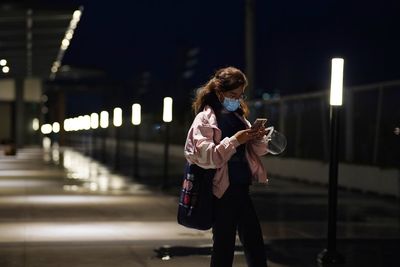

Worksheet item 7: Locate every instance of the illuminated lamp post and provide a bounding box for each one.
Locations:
[90,113,99,158]
[317,58,346,265]
[113,108,122,170]
[83,115,91,155]
[131,103,141,180]
[162,97,173,189]
[100,111,109,163]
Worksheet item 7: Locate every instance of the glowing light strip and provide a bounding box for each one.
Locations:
[50,7,84,80]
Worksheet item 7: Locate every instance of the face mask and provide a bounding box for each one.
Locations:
[222,97,240,112]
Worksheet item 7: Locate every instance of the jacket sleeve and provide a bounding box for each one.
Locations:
[249,136,269,156]
[184,112,240,169]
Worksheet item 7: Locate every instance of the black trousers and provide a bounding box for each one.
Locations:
[210,184,267,267]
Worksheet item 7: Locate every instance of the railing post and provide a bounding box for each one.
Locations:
[373,86,383,164]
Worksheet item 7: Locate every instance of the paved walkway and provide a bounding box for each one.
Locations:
[0,147,399,267]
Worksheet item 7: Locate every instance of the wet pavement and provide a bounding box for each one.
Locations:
[0,146,399,267]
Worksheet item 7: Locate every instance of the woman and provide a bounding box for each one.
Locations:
[184,66,269,267]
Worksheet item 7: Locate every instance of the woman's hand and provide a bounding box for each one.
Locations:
[233,129,258,144]
[254,125,268,140]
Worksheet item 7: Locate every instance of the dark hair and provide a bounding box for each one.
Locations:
[192,66,249,116]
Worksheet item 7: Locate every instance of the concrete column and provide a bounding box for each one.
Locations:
[245,0,255,99]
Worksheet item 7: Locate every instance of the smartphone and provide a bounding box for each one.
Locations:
[251,118,267,129]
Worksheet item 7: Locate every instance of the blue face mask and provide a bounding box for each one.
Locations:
[222,97,240,112]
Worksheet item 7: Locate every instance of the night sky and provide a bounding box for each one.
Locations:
[57,0,400,97]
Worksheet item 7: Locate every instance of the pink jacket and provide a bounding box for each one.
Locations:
[184,105,269,198]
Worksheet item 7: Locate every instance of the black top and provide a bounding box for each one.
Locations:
[202,92,251,185]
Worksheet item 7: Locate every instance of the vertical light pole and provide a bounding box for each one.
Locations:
[78,116,85,153]
[83,115,91,155]
[162,97,173,189]
[131,103,141,180]
[63,118,72,147]
[100,111,109,163]
[52,122,60,143]
[40,124,53,152]
[113,107,122,171]
[318,58,345,265]
[90,113,99,158]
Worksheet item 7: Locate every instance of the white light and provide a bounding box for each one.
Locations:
[63,119,70,132]
[51,66,58,73]
[78,116,85,130]
[113,108,122,127]
[100,111,109,128]
[2,66,10,73]
[330,58,344,106]
[65,31,74,40]
[61,39,70,50]
[73,117,80,131]
[52,122,60,133]
[70,20,78,30]
[131,104,141,125]
[68,118,73,132]
[0,59,7,66]
[73,10,82,20]
[40,124,52,135]
[90,113,99,129]
[32,118,39,131]
[163,97,173,122]
[67,118,73,132]
[84,115,91,130]
[62,39,70,47]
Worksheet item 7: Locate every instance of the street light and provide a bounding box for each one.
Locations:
[113,108,122,127]
[131,104,141,179]
[317,58,345,265]
[163,97,173,123]
[52,122,60,148]
[41,124,52,135]
[330,58,344,106]
[113,107,122,170]
[2,66,10,73]
[82,115,91,154]
[90,113,99,129]
[100,111,109,163]
[131,104,141,126]
[32,118,39,131]
[100,111,109,129]
[162,97,173,189]
[90,113,99,158]
[52,122,60,133]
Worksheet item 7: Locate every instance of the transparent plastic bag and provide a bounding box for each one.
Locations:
[265,126,287,155]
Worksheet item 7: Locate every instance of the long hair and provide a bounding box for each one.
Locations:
[192,66,250,117]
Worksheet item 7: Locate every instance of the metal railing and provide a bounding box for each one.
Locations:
[248,80,400,168]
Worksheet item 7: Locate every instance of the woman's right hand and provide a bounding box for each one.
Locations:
[233,129,258,144]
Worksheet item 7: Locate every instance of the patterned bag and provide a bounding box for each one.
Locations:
[177,163,216,230]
